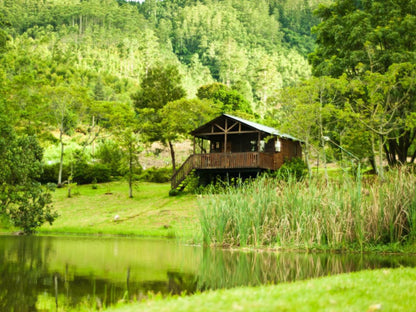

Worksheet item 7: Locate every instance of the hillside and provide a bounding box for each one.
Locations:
[0,0,325,108]
[0,0,330,173]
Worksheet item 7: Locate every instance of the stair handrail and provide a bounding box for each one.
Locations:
[171,154,195,189]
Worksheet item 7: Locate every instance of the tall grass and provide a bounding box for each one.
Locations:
[199,169,416,249]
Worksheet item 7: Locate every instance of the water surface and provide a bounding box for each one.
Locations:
[0,235,414,311]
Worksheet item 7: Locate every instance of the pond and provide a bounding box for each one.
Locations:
[1,235,415,311]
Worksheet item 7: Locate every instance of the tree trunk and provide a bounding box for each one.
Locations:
[168,140,176,174]
[129,144,133,198]
[304,141,312,178]
[370,133,378,174]
[385,130,414,165]
[378,134,384,179]
[411,149,416,163]
[384,140,396,166]
[321,136,328,183]
[58,130,64,187]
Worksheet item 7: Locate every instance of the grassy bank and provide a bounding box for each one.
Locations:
[37,182,199,239]
[200,169,416,250]
[104,267,416,312]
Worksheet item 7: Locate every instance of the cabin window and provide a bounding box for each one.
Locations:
[211,141,222,153]
[275,140,281,152]
[259,140,265,152]
[250,140,257,152]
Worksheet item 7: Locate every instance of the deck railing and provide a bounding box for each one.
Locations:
[171,155,195,190]
[193,152,275,170]
[171,152,275,189]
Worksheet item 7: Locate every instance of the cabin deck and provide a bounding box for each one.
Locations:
[171,152,275,189]
[193,152,275,170]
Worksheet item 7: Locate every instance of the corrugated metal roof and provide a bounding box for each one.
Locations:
[223,114,301,142]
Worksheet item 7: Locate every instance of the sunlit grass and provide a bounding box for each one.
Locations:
[38,181,200,239]
[104,267,416,312]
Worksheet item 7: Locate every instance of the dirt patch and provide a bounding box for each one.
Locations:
[139,140,193,169]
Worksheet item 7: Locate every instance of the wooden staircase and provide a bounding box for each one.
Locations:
[171,155,196,190]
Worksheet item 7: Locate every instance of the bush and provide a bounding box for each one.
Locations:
[38,163,70,184]
[38,162,112,185]
[274,157,307,181]
[95,140,124,177]
[169,188,180,196]
[73,163,112,184]
[140,167,172,183]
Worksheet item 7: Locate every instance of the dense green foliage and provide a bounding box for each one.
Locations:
[0,0,316,117]
[310,0,416,77]
[132,65,187,143]
[0,115,57,233]
[300,0,416,171]
[271,157,308,180]
[196,82,252,114]
[200,170,416,248]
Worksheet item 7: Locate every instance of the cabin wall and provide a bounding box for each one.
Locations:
[274,139,302,169]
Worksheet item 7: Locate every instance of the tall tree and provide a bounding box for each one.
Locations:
[309,0,416,166]
[0,111,57,234]
[160,98,220,147]
[309,0,416,77]
[196,82,252,115]
[42,85,88,186]
[347,63,416,171]
[275,76,342,177]
[131,65,186,173]
[93,100,141,198]
[110,102,141,199]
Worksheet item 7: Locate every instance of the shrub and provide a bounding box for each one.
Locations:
[140,167,172,183]
[169,188,180,196]
[87,163,112,183]
[72,163,112,184]
[38,163,70,184]
[274,157,307,181]
[95,140,124,177]
[39,162,112,185]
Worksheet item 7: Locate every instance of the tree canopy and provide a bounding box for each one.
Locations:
[306,0,416,169]
[310,0,416,77]
[0,112,57,233]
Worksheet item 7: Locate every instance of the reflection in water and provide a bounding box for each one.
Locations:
[0,236,199,311]
[197,248,416,290]
[0,235,415,311]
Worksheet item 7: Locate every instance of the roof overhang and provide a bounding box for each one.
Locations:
[191,114,302,142]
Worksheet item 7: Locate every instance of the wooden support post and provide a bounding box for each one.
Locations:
[257,132,261,152]
[193,137,196,155]
[224,118,228,153]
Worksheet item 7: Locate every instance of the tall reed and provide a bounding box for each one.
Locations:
[198,169,416,249]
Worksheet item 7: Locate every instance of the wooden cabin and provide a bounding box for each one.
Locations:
[171,114,302,190]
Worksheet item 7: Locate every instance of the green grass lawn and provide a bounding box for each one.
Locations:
[37,181,200,239]
[104,267,416,312]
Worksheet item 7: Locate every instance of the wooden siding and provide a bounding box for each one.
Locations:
[274,140,302,168]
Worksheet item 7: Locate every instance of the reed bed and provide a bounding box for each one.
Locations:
[198,169,416,249]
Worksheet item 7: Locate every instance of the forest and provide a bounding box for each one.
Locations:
[1,0,416,232]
